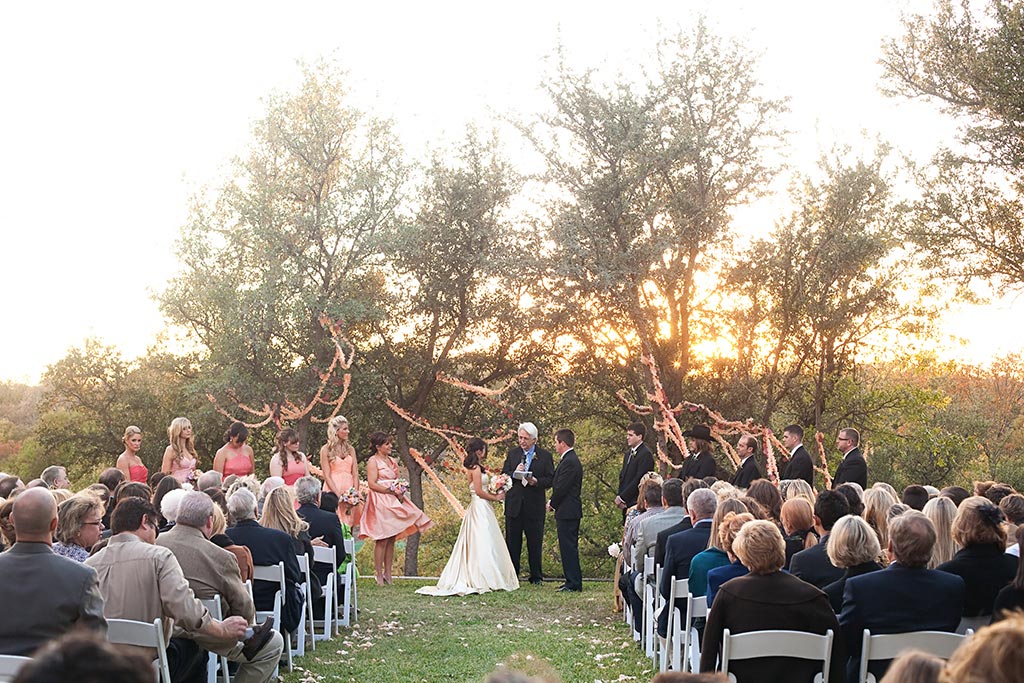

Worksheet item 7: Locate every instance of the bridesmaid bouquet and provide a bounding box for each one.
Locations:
[388,479,410,497]
[339,486,365,506]
[487,473,512,495]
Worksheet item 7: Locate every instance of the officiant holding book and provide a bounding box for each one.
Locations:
[501,422,554,585]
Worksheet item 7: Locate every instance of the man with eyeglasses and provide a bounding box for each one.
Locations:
[832,427,867,488]
[0,488,107,655]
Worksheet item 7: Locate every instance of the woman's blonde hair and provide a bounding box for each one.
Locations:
[707,498,749,551]
[54,492,104,545]
[827,514,881,569]
[210,502,227,536]
[49,489,73,505]
[167,417,198,465]
[785,479,816,503]
[259,486,309,538]
[325,415,356,463]
[122,425,142,447]
[863,487,898,551]
[952,496,1007,547]
[719,512,755,559]
[636,474,664,513]
[923,496,959,568]
[733,519,786,574]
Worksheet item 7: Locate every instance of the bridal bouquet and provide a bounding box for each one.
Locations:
[339,485,365,506]
[487,473,512,495]
[388,479,409,497]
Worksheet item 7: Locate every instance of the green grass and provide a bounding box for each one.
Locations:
[285,579,654,683]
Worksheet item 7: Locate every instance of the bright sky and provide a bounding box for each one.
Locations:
[1,0,1020,384]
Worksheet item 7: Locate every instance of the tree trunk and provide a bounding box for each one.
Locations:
[394,420,422,576]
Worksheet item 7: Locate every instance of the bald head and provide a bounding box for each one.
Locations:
[12,488,58,541]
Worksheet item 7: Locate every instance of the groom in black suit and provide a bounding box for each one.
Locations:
[549,428,583,592]
[780,423,814,486]
[615,422,654,521]
[501,422,554,584]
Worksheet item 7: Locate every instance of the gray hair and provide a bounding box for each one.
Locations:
[688,488,718,521]
[196,470,223,492]
[40,466,67,488]
[260,477,285,501]
[175,491,215,529]
[160,489,188,523]
[294,476,321,505]
[228,488,258,522]
[518,422,538,440]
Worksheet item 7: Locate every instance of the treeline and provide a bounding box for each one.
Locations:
[4,3,1024,576]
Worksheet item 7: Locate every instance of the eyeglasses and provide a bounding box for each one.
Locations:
[82,520,104,527]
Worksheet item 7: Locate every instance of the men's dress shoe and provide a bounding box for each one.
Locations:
[557,586,581,592]
[529,578,543,585]
[242,617,275,661]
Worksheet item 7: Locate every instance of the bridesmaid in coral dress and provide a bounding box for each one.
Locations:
[360,431,433,585]
[213,422,256,479]
[320,415,363,530]
[116,425,149,483]
[161,417,199,484]
[270,428,309,486]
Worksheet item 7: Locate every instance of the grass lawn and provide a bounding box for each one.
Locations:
[285,578,655,683]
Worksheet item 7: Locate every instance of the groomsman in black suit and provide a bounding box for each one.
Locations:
[832,427,868,488]
[549,428,584,592]
[729,433,762,488]
[615,422,654,521]
[679,424,718,480]
[501,422,555,584]
[780,424,814,486]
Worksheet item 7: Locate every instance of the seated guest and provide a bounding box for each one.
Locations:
[98,468,126,496]
[152,475,182,529]
[196,470,223,493]
[998,493,1024,547]
[54,492,106,562]
[940,486,970,508]
[0,488,106,655]
[208,501,253,582]
[0,498,15,549]
[877,650,942,683]
[941,612,1024,683]
[982,483,1014,506]
[0,475,23,500]
[658,489,717,638]
[226,489,305,637]
[295,476,347,589]
[619,481,664,634]
[11,632,154,683]
[992,526,1024,620]
[40,465,70,490]
[923,496,958,568]
[689,499,748,598]
[159,488,188,533]
[822,514,882,612]
[746,479,782,525]
[700,520,844,683]
[781,497,818,569]
[87,497,250,683]
[705,512,754,609]
[790,489,849,588]
[863,487,898,556]
[259,486,322,600]
[835,483,864,517]
[839,511,965,683]
[655,480,709,567]
[634,478,687,569]
[902,485,930,511]
[257,477,285,514]
[156,491,282,683]
[936,496,1018,623]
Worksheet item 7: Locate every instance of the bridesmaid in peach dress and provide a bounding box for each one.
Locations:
[161,417,199,484]
[269,428,309,486]
[320,415,362,530]
[359,431,433,585]
[213,422,256,478]
[116,425,149,483]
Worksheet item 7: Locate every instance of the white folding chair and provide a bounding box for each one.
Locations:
[957,616,989,634]
[641,555,657,658]
[295,554,316,653]
[720,628,834,683]
[660,577,688,671]
[107,618,172,683]
[684,594,708,673]
[252,562,290,672]
[199,595,231,683]
[313,544,338,639]
[0,655,32,683]
[858,629,972,683]
[338,537,357,627]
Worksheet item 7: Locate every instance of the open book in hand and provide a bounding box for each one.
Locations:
[512,470,532,486]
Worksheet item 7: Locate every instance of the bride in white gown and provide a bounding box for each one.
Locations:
[417,438,520,596]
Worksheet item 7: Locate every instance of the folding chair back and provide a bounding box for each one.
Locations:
[340,537,357,626]
[313,544,338,638]
[720,628,834,683]
[107,618,172,683]
[0,655,32,683]
[662,577,688,672]
[642,554,657,659]
[252,562,290,672]
[685,594,708,673]
[295,554,315,654]
[859,629,971,683]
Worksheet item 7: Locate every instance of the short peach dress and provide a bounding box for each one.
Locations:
[358,455,433,541]
[328,452,363,528]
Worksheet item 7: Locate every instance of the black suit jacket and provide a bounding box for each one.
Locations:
[226,519,305,633]
[936,544,1018,617]
[730,457,761,488]
[832,448,867,488]
[781,444,814,486]
[789,533,845,589]
[655,516,692,567]
[840,564,965,682]
[658,520,712,637]
[501,446,554,518]
[680,450,717,481]
[550,449,583,520]
[617,443,654,508]
[297,502,348,586]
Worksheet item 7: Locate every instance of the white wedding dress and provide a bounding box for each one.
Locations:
[416,473,520,596]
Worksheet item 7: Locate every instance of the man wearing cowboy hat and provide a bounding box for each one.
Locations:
[680,424,718,480]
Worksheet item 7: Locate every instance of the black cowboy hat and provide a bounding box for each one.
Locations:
[682,424,713,441]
